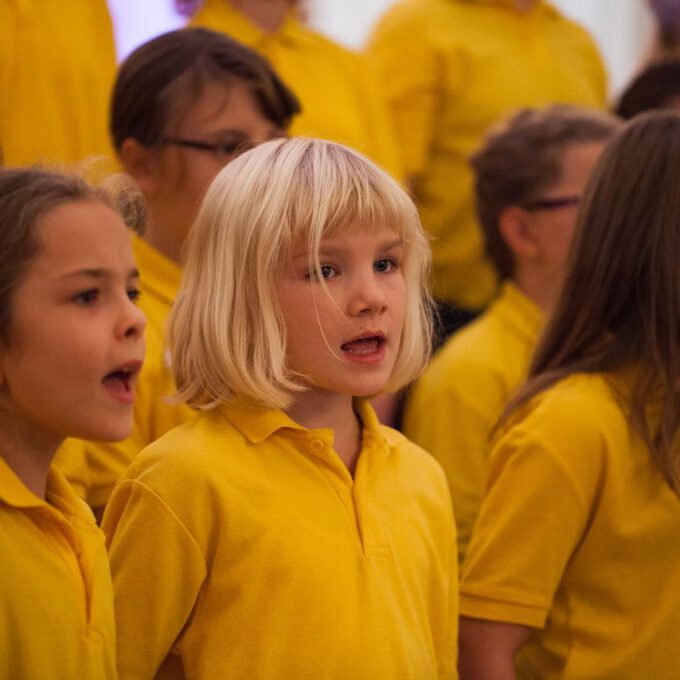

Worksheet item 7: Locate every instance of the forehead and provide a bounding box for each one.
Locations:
[30,201,134,275]
[291,223,404,256]
[553,141,606,187]
[171,78,271,133]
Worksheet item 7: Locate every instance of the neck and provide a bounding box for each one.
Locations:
[285,390,362,475]
[0,416,60,499]
[231,0,291,33]
[513,268,561,315]
[143,213,185,264]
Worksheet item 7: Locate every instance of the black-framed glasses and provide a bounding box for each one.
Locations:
[161,137,256,161]
[524,195,581,211]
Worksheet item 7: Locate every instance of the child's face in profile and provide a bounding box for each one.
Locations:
[276,224,407,400]
[0,201,146,448]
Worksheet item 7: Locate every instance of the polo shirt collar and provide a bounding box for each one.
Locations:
[219,397,392,448]
[497,280,544,342]
[201,1,309,47]
[0,457,87,519]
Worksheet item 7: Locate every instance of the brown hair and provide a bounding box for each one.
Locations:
[616,59,680,119]
[110,27,300,150]
[0,168,114,344]
[471,105,620,280]
[505,111,680,493]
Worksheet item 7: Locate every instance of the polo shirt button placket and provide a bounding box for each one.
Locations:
[308,438,326,454]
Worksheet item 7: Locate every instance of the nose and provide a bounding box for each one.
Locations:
[117,297,147,341]
[348,272,388,318]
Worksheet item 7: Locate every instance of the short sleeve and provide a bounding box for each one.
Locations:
[103,479,207,680]
[460,423,593,628]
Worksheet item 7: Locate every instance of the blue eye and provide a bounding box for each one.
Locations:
[307,264,337,281]
[374,258,398,273]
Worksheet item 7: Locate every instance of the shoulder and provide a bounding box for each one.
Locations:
[128,410,243,480]
[368,0,445,43]
[417,310,523,396]
[495,373,629,476]
[379,425,449,490]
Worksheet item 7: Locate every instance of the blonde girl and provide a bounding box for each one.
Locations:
[459,111,680,679]
[103,138,457,679]
[0,168,145,678]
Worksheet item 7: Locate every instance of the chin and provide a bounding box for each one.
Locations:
[76,420,134,444]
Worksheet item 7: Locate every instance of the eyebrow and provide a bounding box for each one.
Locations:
[60,267,140,281]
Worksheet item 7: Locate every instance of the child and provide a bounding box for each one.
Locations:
[59,27,300,513]
[459,111,680,678]
[404,105,620,564]
[103,138,458,678]
[0,168,145,678]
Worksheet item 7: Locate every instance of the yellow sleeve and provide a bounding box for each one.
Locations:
[365,5,440,179]
[103,479,207,679]
[460,422,594,628]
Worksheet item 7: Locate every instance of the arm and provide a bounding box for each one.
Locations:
[459,617,531,680]
[103,478,206,679]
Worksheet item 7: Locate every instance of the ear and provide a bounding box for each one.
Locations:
[117,138,161,196]
[498,204,540,263]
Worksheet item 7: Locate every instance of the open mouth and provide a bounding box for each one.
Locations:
[102,365,139,403]
[341,335,386,356]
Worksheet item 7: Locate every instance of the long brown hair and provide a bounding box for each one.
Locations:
[506,112,680,492]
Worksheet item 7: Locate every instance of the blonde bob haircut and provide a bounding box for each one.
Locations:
[168,137,433,410]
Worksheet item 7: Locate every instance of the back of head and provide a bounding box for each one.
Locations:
[471,105,621,280]
[168,137,432,410]
[615,60,680,119]
[0,168,111,344]
[110,27,300,150]
[510,111,680,490]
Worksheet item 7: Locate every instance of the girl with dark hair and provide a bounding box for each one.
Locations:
[459,112,680,679]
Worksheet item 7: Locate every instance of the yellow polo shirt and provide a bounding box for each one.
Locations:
[404,282,542,564]
[103,399,458,679]
[65,235,195,509]
[460,372,680,679]
[0,458,115,679]
[0,0,116,167]
[366,0,607,308]
[189,1,402,179]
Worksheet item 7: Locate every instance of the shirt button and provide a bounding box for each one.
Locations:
[309,438,326,453]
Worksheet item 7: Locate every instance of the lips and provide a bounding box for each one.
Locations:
[341,335,385,355]
[102,361,142,404]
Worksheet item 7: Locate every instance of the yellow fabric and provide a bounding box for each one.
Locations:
[103,399,458,679]
[53,437,90,500]
[189,1,402,179]
[460,372,680,679]
[404,282,542,564]
[0,0,116,167]
[63,236,195,509]
[366,0,607,308]
[0,458,115,679]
